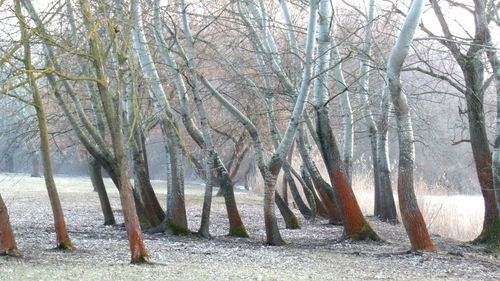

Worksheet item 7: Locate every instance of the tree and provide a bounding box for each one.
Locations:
[313,0,379,241]
[150,0,248,237]
[427,0,499,243]
[386,0,434,251]
[130,0,189,235]
[357,0,398,223]
[16,0,73,251]
[0,194,20,257]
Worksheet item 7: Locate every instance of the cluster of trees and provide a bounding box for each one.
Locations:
[0,0,499,263]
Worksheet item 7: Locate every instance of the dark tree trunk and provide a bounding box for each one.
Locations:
[465,72,499,242]
[5,153,14,173]
[162,125,189,235]
[88,159,115,225]
[284,168,313,219]
[275,191,300,229]
[301,166,328,218]
[371,130,398,223]
[297,130,343,224]
[214,157,249,237]
[132,129,165,227]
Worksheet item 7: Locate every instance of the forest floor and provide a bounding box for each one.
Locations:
[0,174,499,280]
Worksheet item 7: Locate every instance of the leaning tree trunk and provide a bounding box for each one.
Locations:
[297,125,343,224]
[0,194,20,257]
[284,168,313,219]
[88,159,115,225]
[18,5,73,250]
[131,127,165,227]
[430,0,498,243]
[275,191,300,229]
[78,0,149,263]
[387,0,434,251]
[483,0,500,247]
[313,0,377,241]
[131,0,188,234]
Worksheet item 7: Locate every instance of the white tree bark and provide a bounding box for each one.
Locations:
[330,37,354,183]
[385,0,434,250]
[130,0,188,233]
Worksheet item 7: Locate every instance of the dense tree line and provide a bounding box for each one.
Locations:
[0,0,499,263]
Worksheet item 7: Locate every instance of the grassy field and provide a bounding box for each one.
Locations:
[0,173,498,280]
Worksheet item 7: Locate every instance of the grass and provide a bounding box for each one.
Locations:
[0,173,498,280]
[351,171,484,241]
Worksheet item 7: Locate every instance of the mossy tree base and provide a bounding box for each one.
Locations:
[165,220,191,236]
[345,224,381,242]
[130,255,149,264]
[285,217,301,230]
[229,224,250,238]
[56,239,75,251]
[473,218,500,252]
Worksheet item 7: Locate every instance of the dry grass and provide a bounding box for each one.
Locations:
[352,171,484,241]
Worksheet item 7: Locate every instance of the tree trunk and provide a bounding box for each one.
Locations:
[31,153,40,178]
[301,165,329,218]
[387,0,434,251]
[297,127,343,224]
[316,110,379,240]
[275,189,300,230]
[19,5,73,250]
[284,168,313,219]
[214,157,249,237]
[0,194,20,257]
[466,86,498,241]
[132,129,165,227]
[88,159,115,225]
[281,172,289,206]
[5,153,14,173]
[262,162,287,245]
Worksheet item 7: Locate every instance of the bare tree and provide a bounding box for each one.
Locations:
[357,0,398,223]
[427,0,499,243]
[313,0,379,241]
[16,0,73,251]
[385,0,434,251]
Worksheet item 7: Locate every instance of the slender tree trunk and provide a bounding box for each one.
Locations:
[132,129,165,227]
[297,126,343,224]
[357,0,397,223]
[214,157,249,237]
[31,153,40,178]
[387,0,434,251]
[429,0,499,243]
[316,111,379,240]
[282,172,289,206]
[284,168,313,219]
[88,159,115,225]
[131,0,188,234]
[0,194,20,257]
[79,0,149,262]
[275,191,300,229]
[19,5,73,250]
[301,165,328,218]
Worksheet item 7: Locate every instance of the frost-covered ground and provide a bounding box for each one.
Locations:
[0,174,499,280]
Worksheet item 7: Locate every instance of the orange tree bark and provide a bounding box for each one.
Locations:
[0,194,20,257]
